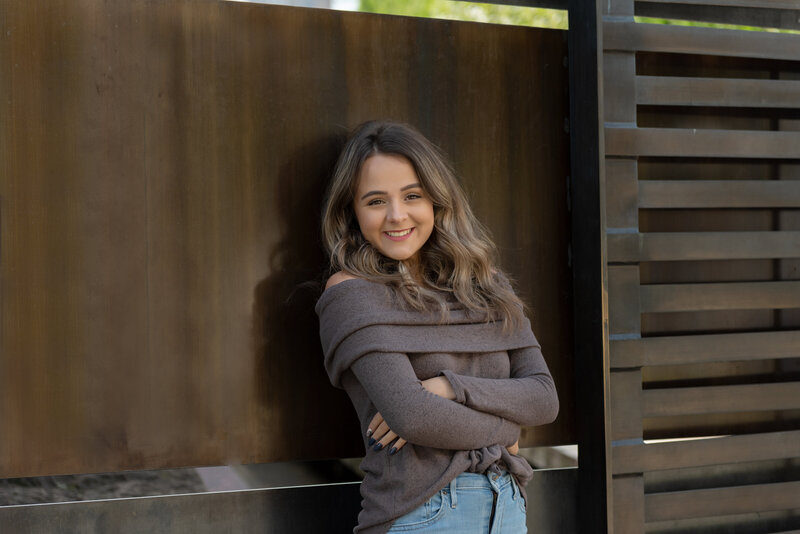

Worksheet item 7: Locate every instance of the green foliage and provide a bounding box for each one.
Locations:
[635,16,800,35]
[358,0,567,29]
[356,1,799,34]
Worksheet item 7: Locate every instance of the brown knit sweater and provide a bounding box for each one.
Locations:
[316,278,559,534]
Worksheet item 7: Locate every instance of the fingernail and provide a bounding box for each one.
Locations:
[366,429,373,437]
[373,443,383,451]
[368,437,376,446]
[389,447,398,455]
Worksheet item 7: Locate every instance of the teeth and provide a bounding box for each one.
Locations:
[386,229,412,237]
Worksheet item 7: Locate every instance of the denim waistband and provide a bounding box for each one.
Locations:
[447,470,520,508]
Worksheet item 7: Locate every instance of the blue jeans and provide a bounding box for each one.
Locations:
[387,471,527,533]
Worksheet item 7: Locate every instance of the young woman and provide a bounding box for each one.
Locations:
[316,121,558,533]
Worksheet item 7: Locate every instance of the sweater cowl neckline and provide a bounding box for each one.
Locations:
[316,277,538,388]
[315,277,499,331]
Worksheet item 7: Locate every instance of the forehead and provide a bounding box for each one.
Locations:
[355,153,419,193]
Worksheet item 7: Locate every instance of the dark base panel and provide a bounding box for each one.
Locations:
[1,468,578,534]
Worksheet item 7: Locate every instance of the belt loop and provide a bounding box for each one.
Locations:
[510,474,519,499]
[449,476,458,508]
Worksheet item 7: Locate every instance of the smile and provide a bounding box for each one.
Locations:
[384,228,414,241]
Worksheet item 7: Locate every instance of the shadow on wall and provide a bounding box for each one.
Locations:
[252,132,363,460]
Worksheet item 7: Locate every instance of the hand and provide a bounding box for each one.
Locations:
[507,440,519,455]
[367,412,407,455]
[420,376,456,400]
[364,377,455,455]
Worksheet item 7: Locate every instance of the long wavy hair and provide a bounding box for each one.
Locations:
[321,120,526,329]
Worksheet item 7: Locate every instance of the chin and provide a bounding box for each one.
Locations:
[378,251,410,262]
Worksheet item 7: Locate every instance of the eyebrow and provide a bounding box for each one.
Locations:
[359,183,423,201]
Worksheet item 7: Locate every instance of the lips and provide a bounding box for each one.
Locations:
[384,228,414,241]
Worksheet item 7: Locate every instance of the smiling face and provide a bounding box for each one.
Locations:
[353,153,435,265]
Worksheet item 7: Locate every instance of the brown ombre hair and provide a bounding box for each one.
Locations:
[321,120,526,329]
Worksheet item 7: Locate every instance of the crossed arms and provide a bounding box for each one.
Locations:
[350,345,559,453]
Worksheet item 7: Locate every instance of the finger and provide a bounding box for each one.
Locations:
[368,420,390,446]
[373,430,398,452]
[373,421,390,441]
[367,412,384,437]
[389,438,407,455]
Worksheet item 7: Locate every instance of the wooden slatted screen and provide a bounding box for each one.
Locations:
[603,0,800,531]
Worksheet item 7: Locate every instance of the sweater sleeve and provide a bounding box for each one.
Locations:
[350,351,521,450]
[440,345,559,427]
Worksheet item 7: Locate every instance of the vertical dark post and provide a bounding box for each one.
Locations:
[568,0,612,532]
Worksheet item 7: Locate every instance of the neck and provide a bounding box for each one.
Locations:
[403,255,426,285]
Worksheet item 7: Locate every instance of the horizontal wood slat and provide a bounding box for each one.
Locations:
[613,430,800,474]
[640,281,800,312]
[643,382,800,417]
[645,481,800,522]
[606,127,800,158]
[604,21,800,61]
[608,231,800,262]
[636,76,800,108]
[635,0,800,9]
[610,330,800,368]
[639,180,800,208]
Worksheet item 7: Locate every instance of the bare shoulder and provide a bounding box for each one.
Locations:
[325,271,359,290]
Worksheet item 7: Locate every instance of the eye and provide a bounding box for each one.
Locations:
[405,192,423,201]
[366,198,385,206]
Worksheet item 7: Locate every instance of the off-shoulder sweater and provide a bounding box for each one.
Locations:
[316,278,559,534]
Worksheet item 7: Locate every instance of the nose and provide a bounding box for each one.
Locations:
[387,201,408,223]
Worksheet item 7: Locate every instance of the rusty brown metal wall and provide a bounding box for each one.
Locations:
[0,0,572,478]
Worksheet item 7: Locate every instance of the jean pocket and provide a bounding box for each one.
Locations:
[388,489,448,531]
